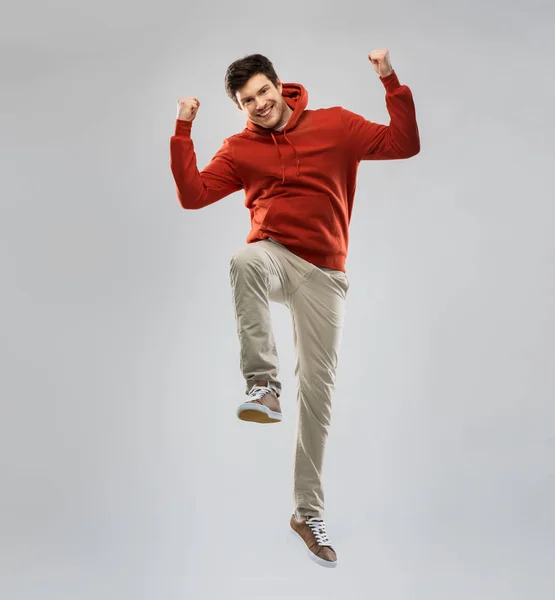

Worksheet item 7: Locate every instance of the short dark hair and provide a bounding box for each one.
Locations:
[225,54,280,108]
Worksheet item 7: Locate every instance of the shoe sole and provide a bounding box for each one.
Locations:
[290,528,338,568]
[236,403,282,423]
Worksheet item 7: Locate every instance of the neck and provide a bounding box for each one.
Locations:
[275,104,293,130]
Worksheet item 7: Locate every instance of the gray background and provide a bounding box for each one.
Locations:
[1,0,554,598]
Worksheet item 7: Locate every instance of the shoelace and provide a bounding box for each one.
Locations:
[248,385,272,401]
[306,517,332,546]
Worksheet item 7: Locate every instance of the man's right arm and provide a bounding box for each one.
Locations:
[170,119,243,210]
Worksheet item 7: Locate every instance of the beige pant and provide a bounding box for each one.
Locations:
[229,237,349,518]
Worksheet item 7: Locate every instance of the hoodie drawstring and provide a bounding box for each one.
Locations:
[283,131,301,178]
[270,132,286,184]
[270,131,300,183]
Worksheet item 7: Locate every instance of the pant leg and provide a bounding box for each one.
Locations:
[289,265,349,518]
[229,239,313,398]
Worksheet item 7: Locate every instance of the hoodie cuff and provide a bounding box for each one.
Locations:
[380,70,401,93]
[174,119,193,138]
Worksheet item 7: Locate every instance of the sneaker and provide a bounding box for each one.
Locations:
[290,513,338,568]
[236,382,282,423]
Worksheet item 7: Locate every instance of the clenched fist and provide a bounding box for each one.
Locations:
[368,49,393,78]
[177,97,200,121]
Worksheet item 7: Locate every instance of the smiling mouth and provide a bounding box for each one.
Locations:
[258,106,273,118]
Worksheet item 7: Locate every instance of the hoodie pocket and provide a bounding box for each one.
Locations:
[260,194,341,255]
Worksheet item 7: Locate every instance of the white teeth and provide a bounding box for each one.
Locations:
[260,107,272,116]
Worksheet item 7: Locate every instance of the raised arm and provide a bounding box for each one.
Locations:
[341,49,420,161]
[170,97,243,209]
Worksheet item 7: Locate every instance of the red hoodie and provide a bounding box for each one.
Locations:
[170,70,419,271]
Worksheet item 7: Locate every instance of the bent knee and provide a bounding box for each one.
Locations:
[229,243,269,273]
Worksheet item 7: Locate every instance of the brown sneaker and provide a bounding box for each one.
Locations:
[236,382,282,423]
[290,513,338,568]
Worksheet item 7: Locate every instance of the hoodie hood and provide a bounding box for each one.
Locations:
[245,83,308,183]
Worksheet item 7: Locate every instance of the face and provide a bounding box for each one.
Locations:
[236,73,290,129]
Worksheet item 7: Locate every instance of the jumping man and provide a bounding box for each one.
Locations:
[170,50,420,568]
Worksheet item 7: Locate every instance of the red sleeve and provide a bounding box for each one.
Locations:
[340,71,420,161]
[170,120,243,209]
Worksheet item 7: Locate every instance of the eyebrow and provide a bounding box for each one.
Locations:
[240,85,270,104]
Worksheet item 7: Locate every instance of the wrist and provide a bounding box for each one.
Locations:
[380,70,401,93]
[174,119,193,137]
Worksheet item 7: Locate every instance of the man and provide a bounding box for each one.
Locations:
[170,51,420,568]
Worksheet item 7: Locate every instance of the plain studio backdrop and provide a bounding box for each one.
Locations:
[1,0,554,598]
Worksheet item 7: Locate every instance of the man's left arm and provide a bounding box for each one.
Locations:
[341,49,420,161]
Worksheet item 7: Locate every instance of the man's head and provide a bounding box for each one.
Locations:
[225,54,292,130]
